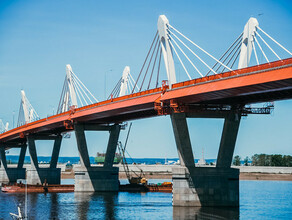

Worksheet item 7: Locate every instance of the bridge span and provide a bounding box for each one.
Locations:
[0,15,292,207]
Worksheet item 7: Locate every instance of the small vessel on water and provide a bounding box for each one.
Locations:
[10,206,26,220]
[2,179,74,193]
[94,152,122,164]
[2,184,74,193]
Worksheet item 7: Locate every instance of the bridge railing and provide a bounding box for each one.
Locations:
[172,57,292,89]
[0,87,163,139]
[1,58,291,140]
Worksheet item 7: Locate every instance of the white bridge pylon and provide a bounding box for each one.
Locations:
[57,64,98,114]
[157,15,176,87]
[17,90,39,126]
[154,15,292,88]
[238,17,292,69]
[119,66,130,97]
[157,15,233,88]
[0,119,9,133]
[119,66,139,97]
[108,66,139,99]
[238,17,259,69]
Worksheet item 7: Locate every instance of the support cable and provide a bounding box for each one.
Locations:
[128,77,136,93]
[139,36,160,92]
[108,77,122,99]
[206,33,243,76]
[71,72,98,103]
[168,24,233,72]
[255,31,281,60]
[132,32,158,93]
[230,49,241,69]
[257,26,292,56]
[214,39,242,73]
[147,41,161,89]
[156,48,162,88]
[220,43,242,72]
[169,39,192,79]
[129,73,140,92]
[71,78,85,106]
[72,76,93,104]
[57,77,68,113]
[168,30,215,75]
[254,35,269,63]
[252,40,259,65]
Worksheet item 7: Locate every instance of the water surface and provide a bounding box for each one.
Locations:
[1,180,291,219]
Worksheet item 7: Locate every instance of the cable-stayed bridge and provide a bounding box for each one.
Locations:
[0,15,291,207]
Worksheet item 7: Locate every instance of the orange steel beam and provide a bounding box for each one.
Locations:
[160,61,292,105]
[0,58,292,143]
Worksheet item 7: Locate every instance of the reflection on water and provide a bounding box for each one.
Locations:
[173,207,239,220]
[75,192,118,220]
[0,181,292,219]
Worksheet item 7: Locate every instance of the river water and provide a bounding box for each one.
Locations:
[0,180,291,219]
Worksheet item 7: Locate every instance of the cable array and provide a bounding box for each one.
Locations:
[131,32,163,92]
[57,66,98,114]
[0,119,8,134]
[108,70,139,99]
[17,92,40,126]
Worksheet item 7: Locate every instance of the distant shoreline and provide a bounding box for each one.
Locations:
[60,164,292,181]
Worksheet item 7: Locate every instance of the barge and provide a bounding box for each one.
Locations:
[1,183,74,193]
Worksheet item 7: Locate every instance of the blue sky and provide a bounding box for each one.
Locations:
[0,0,291,159]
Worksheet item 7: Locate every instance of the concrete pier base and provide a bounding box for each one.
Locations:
[26,168,61,185]
[172,167,239,207]
[0,168,26,185]
[74,167,119,192]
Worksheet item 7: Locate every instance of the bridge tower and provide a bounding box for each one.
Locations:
[156,15,241,207]
[0,90,41,185]
[238,17,259,69]
[119,66,130,97]
[158,15,176,87]
[65,64,78,108]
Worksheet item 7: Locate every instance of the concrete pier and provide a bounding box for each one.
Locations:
[75,167,119,192]
[171,110,241,207]
[26,135,62,185]
[0,146,26,184]
[172,167,239,206]
[26,168,61,185]
[74,123,121,192]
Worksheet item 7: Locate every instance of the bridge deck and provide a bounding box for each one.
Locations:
[1,58,292,144]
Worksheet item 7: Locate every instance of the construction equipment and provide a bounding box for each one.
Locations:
[118,123,147,185]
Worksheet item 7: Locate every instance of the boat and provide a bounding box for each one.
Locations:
[2,182,74,193]
[94,152,122,164]
[119,181,172,193]
[10,206,25,220]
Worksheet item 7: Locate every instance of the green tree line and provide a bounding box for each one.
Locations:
[251,154,292,167]
[232,154,292,167]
